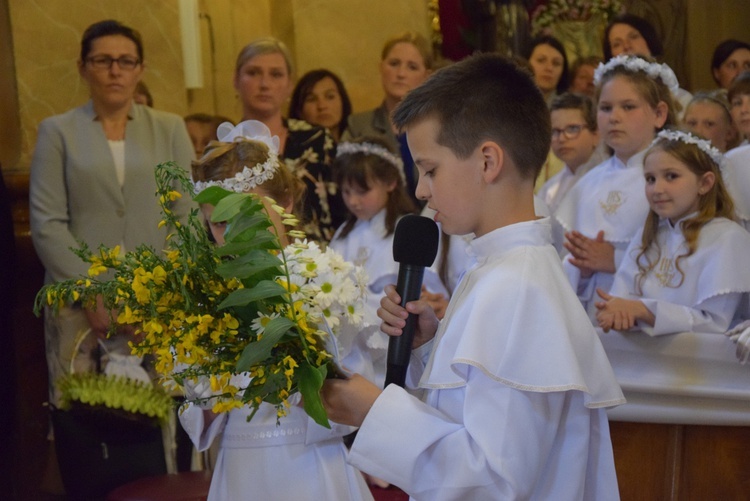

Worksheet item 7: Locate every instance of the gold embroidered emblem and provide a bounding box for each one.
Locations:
[599,190,625,215]
[354,247,370,267]
[654,257,675,287]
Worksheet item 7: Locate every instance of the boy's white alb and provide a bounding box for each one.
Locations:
[192,120,280,195]
[594,54,680,94]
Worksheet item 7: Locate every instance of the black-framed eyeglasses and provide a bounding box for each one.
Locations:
[86,55,141,71]
[551,124,588,140]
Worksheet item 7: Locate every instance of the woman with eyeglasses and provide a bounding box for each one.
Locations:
[29,19,193,419]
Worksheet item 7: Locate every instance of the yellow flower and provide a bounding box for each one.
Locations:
[88,260,108,277]
[151,265,167,285]
[117,305,137,324]
[283,356,298,377]
[315,349,331,366]
[131,276,151,304]
[209,374,222,393]
[107,245,121,261]
[213,400,243,413]
[165,249,180,262]
[276,278,299,294]
[304,331,318,346]
[169,190,182,200]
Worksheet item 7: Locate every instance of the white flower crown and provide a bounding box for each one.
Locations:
[336,142,404,172]
[653,129,727,172]
[594,55,680,94]
[192,120,281,195]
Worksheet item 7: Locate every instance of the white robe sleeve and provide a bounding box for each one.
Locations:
[401,338,433,389]
[349,366,574,500]
[639,293,743,336]
[178,404,228,452]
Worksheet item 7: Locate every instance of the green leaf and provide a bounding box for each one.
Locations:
[215,231,279,256]
[241,371,286,405]
[217,250,282,280]
[193,185,232,205]
[298,361,330,428]
[224,212,273,243]
[236,317,295,370]
[211,193,256,223]
[218,280,288,309]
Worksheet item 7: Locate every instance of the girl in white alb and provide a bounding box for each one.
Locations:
[595,130,750,335]
[179,121,373,501]
[554,55,681,321]
[330,138,448,388]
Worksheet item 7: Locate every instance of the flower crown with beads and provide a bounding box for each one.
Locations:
[652,129,727,172]
[336,142,404,172]
[594,55,680,94]
[192,120,280,195]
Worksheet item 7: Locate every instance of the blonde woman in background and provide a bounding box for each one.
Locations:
[343,32,433,202]
[233,37,346,241]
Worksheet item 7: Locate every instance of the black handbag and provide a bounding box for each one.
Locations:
[51,403,167,500]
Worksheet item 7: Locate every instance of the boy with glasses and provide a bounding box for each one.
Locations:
[538,93,603,216]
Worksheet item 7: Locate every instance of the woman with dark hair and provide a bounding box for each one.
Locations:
[711,39,750,89]
[602,13,663,61]
[30,19,193,410]
[289,69,352,142]
[525,35,569,105]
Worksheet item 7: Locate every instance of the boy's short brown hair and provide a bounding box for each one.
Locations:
[550,92,597,131]
[391,53,550,181]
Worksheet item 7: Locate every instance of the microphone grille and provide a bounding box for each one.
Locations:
[393,215,440,267]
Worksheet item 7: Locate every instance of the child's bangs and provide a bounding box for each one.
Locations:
[339,157,373,191]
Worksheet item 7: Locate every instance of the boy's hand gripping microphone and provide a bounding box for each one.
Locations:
[384,215,440,388]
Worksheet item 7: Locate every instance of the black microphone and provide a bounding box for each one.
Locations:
[384,215,440,388]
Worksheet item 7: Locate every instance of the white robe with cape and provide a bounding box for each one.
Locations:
[348,218,625,500]
[608,216,750,335]
[554,151,650,320]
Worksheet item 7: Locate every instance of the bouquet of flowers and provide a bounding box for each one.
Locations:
[36,162,367,428]
[531,0,623,35]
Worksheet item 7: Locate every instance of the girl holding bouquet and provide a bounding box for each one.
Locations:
[181,120,374,500]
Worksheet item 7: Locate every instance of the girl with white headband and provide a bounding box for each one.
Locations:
[183,120,375,501]
[554,54,680,321]
[330,137,449,390]
[595,129,750,337]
